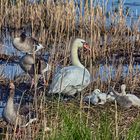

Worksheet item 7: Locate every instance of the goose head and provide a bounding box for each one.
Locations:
[13,31,44,53]
[20,32,26,42]
[9,82,15,97]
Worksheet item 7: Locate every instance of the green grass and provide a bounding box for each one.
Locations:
[35,101,140,140]
[95,112,113,140]
[50,111,92,140]
[126,118,140,140]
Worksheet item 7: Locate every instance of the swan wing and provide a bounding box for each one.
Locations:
[49,66,90,95]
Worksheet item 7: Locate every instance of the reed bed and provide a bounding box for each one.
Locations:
[0,0,140,140]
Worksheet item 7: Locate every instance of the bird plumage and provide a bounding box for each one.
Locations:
[3,82,36,126]
[13,32,44,53]
[49,38,91,96]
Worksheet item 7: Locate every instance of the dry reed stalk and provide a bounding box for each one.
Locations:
[115,100,119,140]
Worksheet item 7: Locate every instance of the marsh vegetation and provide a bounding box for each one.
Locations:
[0,0,140,139]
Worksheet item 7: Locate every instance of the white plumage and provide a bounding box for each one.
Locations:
[83,89,108,105]
[49,66,90,96]
[49,38,91,96]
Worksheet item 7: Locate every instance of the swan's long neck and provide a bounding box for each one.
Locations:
[121,90,126,95]
[71,44,84,68]
[121,87,126,95]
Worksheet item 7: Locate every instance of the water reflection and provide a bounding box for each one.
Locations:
[0,63,24,80]
[96,64,140,82]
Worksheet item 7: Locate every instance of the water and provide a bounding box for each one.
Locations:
[96,64,140,82]
[105,0,140,26]
[72,0,140,26]
[0,63,24,80]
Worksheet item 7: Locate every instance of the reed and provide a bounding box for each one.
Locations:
[0,0,140,140]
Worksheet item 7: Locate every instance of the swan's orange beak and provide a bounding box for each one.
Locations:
[83,43,91,51]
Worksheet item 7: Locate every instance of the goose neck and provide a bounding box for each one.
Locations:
[9,89,15,98]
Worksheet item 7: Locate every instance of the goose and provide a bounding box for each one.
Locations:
[19,54,51,87]
[13,32,44,53]
[2,82,37,127]
[19,54,51,76]
[48,38,91,96]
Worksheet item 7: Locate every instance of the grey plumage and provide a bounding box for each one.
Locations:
[3,82,37,127]
[108,87,132,108]
[83,89,107,105]
[19,54,51,78]
[83,94,99,105]
[13,32,44,53]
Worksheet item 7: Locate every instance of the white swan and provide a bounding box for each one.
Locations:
[48,38,91,96]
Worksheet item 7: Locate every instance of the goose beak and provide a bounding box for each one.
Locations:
[83,43,91,51]
[35,44,44,52]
